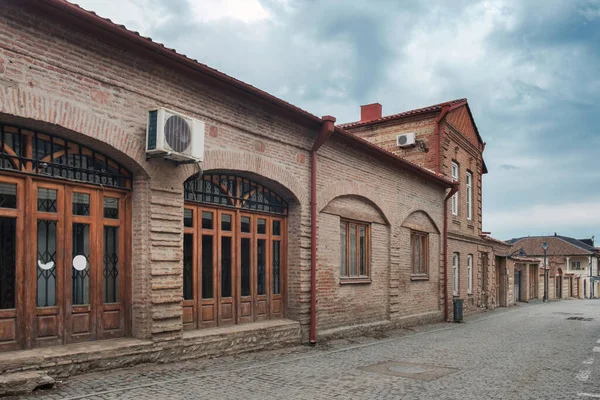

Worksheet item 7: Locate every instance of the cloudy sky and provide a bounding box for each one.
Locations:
[76,0,600,243]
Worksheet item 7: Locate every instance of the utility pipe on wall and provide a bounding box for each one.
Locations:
[310,115,336,345]
[443,183,460,322]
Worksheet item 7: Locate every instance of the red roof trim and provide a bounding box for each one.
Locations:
[28,0,453,188]
[338,99,467,129]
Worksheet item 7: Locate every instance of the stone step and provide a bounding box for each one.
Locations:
[0,371,54,398]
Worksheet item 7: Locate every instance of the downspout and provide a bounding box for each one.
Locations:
[310,115,336,345]
[434,105,450,174]
[443,183,460,322]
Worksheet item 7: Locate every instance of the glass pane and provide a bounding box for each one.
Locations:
[37,219,57,307]
[72,193,90,216]
[0,217,16,309]
[241,216,251,233]
[221,214,232,231]
[257,239,266,295]
[104,197,119,219]
[420,236,426,274]
[221,236,232,298]
[415,235,421,274]
[273,240,281,295]
[257,218,266,234]
[340,222,346,276]
[201,235,213,299]
[183,234,193,300]
[241,238,251,296]
[202,211,213,229]
[103,226,119,303]
[184,209,193,228]
[37,188,57,213]
[272,220,281,236]
[72,223,90,305]
[349,224,357,276]
[359,226,366,276]
[0,183,17,209]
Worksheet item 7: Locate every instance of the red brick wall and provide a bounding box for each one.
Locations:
[0,2,448,343]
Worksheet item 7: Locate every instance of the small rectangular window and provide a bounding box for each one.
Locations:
[202,211,213,230]
[411,231,428,277]
[466,172,473,221]
[272,220,281,236]
[451,162,459,216]
[257,218,266,235]
[183,209,193,228]
[241,216,251,233]
[467,254,473,294]
[0,183,17,209]
[103,197,119,219]
[221,214,232,231]
[340,220,370,280]
[453,253,460,296]
[38,188,57,213]
[72,193,90,216]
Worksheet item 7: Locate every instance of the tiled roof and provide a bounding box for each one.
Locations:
[33,0,455,188]
[481,235,510,246]
[338,98,468,129]
[507,235,595,256]
[510,256,541,263]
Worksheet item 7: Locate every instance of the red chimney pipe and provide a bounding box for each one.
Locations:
[310,115,336,345]
[360,103,382,123]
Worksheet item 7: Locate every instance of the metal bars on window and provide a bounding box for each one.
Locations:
[0,124,131,189]
[184,174,288,216]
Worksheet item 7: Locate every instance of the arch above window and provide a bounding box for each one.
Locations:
[0,124,132,189]
[184,173,288,215]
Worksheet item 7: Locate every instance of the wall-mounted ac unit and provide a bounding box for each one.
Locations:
[396,133,416,148]
[146,108,204,163]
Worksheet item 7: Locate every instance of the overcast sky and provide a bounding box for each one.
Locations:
[76,0,600,243]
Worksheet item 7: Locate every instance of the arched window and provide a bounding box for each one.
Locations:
[184,173,287,215]
[0,124,131,189]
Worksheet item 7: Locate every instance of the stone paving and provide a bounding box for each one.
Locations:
[11,300,600,399]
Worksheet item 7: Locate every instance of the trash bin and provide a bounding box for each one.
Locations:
[453,298,464,323]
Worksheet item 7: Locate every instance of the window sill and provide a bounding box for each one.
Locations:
[410,274,430,281]
[340,277,372,285]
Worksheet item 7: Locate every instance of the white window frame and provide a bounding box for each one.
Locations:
[466,171,472,221]
[451,162,459,216]
[467,254,473,294]
[572,261,581,270]
[453,253,459,296]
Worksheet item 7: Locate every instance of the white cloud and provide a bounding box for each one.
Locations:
[189,0,271,23]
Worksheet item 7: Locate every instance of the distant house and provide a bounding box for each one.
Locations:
[507,235,600,299]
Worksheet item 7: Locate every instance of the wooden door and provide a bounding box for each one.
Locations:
[97,192,127,339]
[238,213,254,323]
[182,207,196,330]
[217,210,235,325]
[31,181,65,347]
[529,267,537,300]
[254,216,269,321]
[64,186,97,343]
[0,176,24,351]
[270,217,284,318]
[198,208,217,327]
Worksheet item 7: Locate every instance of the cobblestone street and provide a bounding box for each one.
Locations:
[15,300,600,400]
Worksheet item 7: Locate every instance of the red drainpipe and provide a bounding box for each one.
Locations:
[434,105,450,174]
[310,115,336,345]
[443,183,460,322]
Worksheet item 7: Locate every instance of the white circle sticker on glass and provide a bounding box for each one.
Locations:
[72,255,87,271]
[37,260,54,270]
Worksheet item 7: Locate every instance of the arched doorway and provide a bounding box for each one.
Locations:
[0,123,132,351]
[183,173,287,328]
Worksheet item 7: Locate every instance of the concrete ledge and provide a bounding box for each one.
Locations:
[319,311,444,341]
[0,319,301,379]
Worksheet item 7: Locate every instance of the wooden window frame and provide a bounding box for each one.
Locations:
[453,253,460,296]
[451,162,459,216]
[410,230,429,280]
[467,254,473,294]
[466,171,472,221]
[339,219,370,284]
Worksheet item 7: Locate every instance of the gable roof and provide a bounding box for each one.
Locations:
[28,0,454,188]
[507,235,597,256]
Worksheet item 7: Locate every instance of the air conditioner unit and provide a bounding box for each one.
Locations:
[146,108,205,162]
[396,133,416,148]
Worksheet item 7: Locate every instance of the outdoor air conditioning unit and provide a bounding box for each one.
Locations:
[396,133,416,148]
[146,108,205,163]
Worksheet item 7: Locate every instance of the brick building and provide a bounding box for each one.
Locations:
[0,0,460,376]
[341,101,510,317]
[508,234,600,300]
